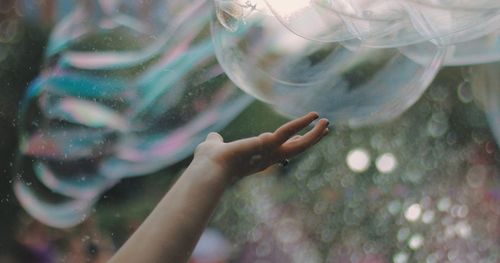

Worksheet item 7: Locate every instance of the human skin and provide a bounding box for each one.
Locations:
[108,112,329,263]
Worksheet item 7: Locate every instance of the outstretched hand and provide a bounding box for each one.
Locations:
[193,112,329,180]
[108,112,329,263]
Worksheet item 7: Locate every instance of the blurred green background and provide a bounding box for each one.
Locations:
[0,4,499,263]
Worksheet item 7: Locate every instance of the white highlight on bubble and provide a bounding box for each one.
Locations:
[346,148,371,173]
[405,203,422,222]
[375,152,397,173]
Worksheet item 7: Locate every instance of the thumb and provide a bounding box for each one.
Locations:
[205,132,224,142]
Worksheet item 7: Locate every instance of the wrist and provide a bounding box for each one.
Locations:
[187,157,234,187]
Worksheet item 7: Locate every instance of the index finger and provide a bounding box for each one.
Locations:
[273,112,320,145]
[277,118,329,157]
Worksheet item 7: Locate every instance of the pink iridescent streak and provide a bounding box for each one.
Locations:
[153,111,217,154]
[118,110,218,162]
[24,133,61,157]
[58,98,128,131]
[35,163,61,190]
[155,33,196,67]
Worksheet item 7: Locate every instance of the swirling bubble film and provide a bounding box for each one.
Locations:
[0,0,498,262]
[14,0,252,228]
[212,0,500,128]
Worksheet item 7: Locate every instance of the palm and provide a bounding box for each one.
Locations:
[194,112,329,178]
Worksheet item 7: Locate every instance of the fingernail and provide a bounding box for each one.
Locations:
[311,112,319,119]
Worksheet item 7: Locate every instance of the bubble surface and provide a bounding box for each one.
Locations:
[15,0,252,228]
[212,8,445,126]
[211,0,500,128]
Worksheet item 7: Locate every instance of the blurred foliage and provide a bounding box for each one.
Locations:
[90,67,499,262]
[208,67,500,262]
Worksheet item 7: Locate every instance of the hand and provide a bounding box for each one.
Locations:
[193,112,329,181]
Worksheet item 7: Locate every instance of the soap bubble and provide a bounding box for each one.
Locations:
[239,0,427,47]
[397,30,500,66]
[401,0,500,46]
[216,0,500,48]
[212,6,445,126]
[14,0,500,229]
[15,0,252,228]
[263,0,355,42]
[443,30,500,66]
[331,0,426,48]
[14,176,98,228]
[297,0,425,47]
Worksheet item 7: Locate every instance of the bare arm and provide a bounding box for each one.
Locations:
[108,112,329,263]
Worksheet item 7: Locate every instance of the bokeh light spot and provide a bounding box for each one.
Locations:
[346,148,371,173]
[405,203,422,222]
[375,152,397,173]
[422,210,435,224]
[408,233,424,250]
[393,252,409,263]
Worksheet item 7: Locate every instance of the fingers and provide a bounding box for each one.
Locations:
[278,118,329,158]
[205,132,223,142]
[273,112,319,145]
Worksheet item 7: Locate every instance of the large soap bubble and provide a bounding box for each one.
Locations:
[212,0,500,127]
[271,0,425,47]
[15,0,500,228]
[223,0,500,48]
[212,2,446,126]
[15,0,252,228]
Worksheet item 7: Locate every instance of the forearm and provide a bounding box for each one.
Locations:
[108,112,328,263]
[108,160,231,263]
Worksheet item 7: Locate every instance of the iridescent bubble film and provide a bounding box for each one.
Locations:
[3,1,499,261]
[212,0,500,127]
[14,0,252,228]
